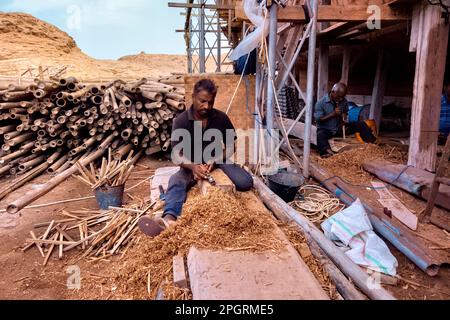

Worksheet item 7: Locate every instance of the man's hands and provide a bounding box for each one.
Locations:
[192,163,214,181]
[334,107,342,116]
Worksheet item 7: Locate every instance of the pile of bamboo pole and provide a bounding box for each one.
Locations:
[0,75,185,201]
[22,201,156,265]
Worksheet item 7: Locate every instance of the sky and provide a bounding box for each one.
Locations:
[0,0,187,59]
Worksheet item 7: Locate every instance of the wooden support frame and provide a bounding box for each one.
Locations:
[408,4,449,172]
[236,4,411,22]
[276,24,304,88]
[340,46,351,85]
[370,48,389,131]
[317,44,329,98]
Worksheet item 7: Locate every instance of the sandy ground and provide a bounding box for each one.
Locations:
[0,152,448,300]
[0,11,448,301]
[0,155,174,299]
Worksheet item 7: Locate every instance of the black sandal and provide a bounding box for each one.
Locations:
[138,216,171,237]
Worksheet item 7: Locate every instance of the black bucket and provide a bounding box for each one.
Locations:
[94,184,125,210]
[268,172,305,202]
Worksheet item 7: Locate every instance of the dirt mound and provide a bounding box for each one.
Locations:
[0,12,186,79]
[0,12,79,60]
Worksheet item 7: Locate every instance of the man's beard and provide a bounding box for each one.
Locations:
[198,109,211,118]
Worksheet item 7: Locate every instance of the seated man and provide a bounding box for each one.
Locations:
[314,82,377,157]
[138,79,253,236]
[439,80,450,144]
[314,83,349,157]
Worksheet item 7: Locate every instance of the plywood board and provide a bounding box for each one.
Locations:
[371,181,418,230]
[187,190,328,300]
[187,244,329,300]
[150,166,179,202]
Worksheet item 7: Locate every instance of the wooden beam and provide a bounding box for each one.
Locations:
[370,49,389,131]
[173,254,188,289]
[169,2,234,10]
[236,5,411,22]
[409,4,421,52]
[276,25,303,88]
[275,118,317,145]
[420,135,450,221]
[408,4,449,172]
[340,46,350,85]
[317,45,329,99]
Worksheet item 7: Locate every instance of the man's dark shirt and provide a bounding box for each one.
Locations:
[314,94,348,134]
[170,106,236,164]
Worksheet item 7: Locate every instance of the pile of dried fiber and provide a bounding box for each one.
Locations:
[316,144,407,184]
[115,187,283,299]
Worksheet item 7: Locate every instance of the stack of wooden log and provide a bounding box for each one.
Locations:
[0,75,185,201]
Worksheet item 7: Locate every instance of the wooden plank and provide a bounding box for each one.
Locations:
[168,2,234,9]
[150,166,179,203]
[340,46,351,85]
[276,117,317,145]
[173,254,188,289]
[235,4,411,22]
[371,181,419,230]
[369,49,389,131]
[420,135,450,221]
[187,240,329,300]
[370,181,395,200]
[409,4,421,52]
[199,168,235,196]
[377,198,418,231]
[407,4,449,172]
[363,159,450,211]
[275,25,303,88]
[317,45,329,99]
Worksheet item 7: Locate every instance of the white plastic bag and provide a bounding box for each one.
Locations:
[229,0,269,61]
[321,198,398,276]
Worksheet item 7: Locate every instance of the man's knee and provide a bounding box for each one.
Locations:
[168,169,193,190]
[234,173,253,191]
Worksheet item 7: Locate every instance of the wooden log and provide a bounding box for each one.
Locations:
[141,90,163,102]
[165,98,185,110]
[363,159,450,211]
[145,145,161,155]
[0,161,50,200]
[407,4,449,171]
[7,144,108,214]
[114,143,133,161]
[165,92,185,101]
[7,132,35,147]
[0,125,17,135]
[252,175,395,300]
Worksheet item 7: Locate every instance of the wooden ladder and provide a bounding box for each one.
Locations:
[419,134,450,222]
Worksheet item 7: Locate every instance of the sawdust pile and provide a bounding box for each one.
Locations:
[316,144,407,184]
[114,187,284,300]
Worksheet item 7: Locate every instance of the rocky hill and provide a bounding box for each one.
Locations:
[0,12,187,80]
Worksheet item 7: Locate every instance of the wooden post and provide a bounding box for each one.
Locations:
[275,25,303,88]
[317,44,329,99]
[419,135,450,222]
[370,48,388,131]
[340,45,351,85]
[408,3,449,172]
